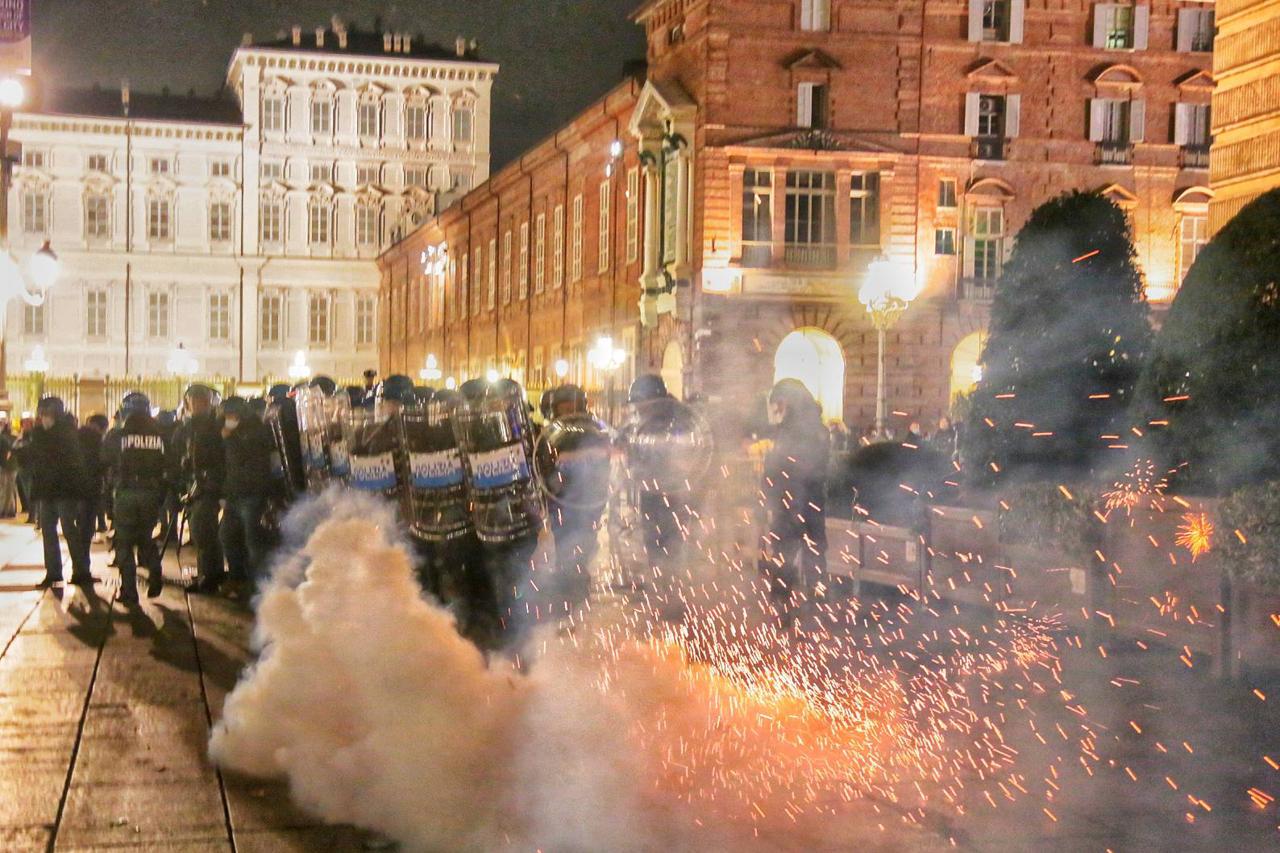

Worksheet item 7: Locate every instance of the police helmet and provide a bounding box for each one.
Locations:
[310,375,337,396]
[459,378,487,401]
[184,383,215,404]
[413,386,435,406]
[36,396,65,418]
[378,374,415,405]
[539,388,555,421]
[247,397,268,418]
[221,396,249,419]
[267,383,292,404]
[551,384,589,416]
[627,374,669,404]
[344,386,365,408]
[122,392,152,417]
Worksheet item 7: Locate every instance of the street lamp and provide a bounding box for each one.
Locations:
[588,335,627,421]
[22,343,47,373]
[0,241,60,395]
[554,358,569,380]
[858,258,922,438]
[419,353,443,382]
[166,342,198,378]
[445,376,457,390]
[287,350,311,380]
[485,368,500,383]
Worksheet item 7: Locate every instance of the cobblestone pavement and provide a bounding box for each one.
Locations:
[1,517,1277,852]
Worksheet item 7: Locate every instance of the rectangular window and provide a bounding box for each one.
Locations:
[849,172,881,247]
[357,101,380,138]
[22,150,44,168]
[1178,214,1208,283]
[461,251,472,317]
[210,160,231,178]
[260,291,282,345]
[209,292,231,341]
[1094,3,1148,50]
[799,0,831,31]
[783,171,836,268]
[263,96,285,132]
[309,162,330,184]
[453,171,472,191]
[553,204,565,288]
[22,303,44,336]
[308,293,330,345]
[981,0,1010,40]
[356,164,379,186]
[261,198,283,244]
[86,290,108,338]
[310,97,332,136]
[1090,98,1143,150]
[626,167,640,263]
[938,178,958,209]
[1176,103,1211,147]
[1177,8,1214,52]
[356,204,379,246]
[742,168,772,267]
[518,221,530,300]
[534,215,546,294]
[262,161,284,183]
[149,158,169,175]
[147,291,169,339]
[406,103,429,141]
[148,197,171,241]
[487,237,497,309]
[796,82,828,129]
[308,202,330,245]
[87,154,109,173]
[1108,4,1134,48]
[21,191,46,234]
[970,208,1005,281]
[571,194,584,282]
[209,201,233,242]
[452,107,473,144]
[356,295,377,346]
[405,166,430,189]
[598,179,612,274]
[501,229,513,303]
[977,95,1006,137]
[935,227,957,255]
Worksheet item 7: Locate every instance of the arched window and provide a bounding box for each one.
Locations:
[773,328,845,422]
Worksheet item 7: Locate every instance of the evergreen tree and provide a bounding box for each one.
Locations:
[1139,189,1280,492]
[963,191,1151,483]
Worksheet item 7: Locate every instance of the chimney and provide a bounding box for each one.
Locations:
[402,34,412,53]
[291,25,302,46]
[315,27,325,47]
[241,32,253,46]
[383,32,393,52]
[455,36,466,57]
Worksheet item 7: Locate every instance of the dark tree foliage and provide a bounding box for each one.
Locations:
[962,191,1151,484]
[1139,189,1280,493]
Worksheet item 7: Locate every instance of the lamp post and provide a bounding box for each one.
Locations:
[587,334,627,422]
[419,353,442,383]
[166,342,198,378]
[858,258,921,439]
[287,350,311,380]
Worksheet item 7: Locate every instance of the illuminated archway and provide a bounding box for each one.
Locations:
[773,328,845,423]
[661,340,684,401]
[950,330,987,401]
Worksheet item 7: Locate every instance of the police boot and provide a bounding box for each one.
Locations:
[147,565,164,598]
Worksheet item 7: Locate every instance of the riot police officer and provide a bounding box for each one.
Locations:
[177,384,226,593]
[219,396,277,591]
[30,396,93,587]
[103,392,168,603]
[265,383,305,498]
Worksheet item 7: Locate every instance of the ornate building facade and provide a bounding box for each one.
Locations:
[1210,0,1280,231]
[6,21,495,382]
[382,0,1212,430]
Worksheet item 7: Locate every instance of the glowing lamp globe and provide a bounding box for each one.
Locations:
[0,77,25,110]
[29,242,60,292]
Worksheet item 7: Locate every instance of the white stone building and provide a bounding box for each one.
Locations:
[5,21,496,382]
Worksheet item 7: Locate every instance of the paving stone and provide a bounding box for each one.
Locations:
[232,826,367,852]
[222,778,325,833]
[73,704,218,785]
[0,663,97,695]
[0,825,52,853]
[0,768,66,829]
[56,779,228,847]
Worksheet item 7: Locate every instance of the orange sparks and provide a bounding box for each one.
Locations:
[1175,513,1214,561]
[1072,249,1100,263]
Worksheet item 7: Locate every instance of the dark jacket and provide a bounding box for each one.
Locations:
[223,415,276,498]
[175,411,225,500]
[77,425,105,491]
[30,415,90,500]
[762,407,830,542]
[103,413,168,493]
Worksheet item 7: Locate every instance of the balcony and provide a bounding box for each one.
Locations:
[1095,141,1133,165]
[971,136,1006,162]
[740,242,772,268]
[783,244,837,270]
[1180,144,1210,170]
[961,278,997,301]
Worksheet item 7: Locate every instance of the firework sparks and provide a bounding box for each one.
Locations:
[1175,512,1214,561]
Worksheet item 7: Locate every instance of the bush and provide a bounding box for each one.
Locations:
[964,191,1151,484]
[1139,189,1280,493]
[1219,480,1280,591]
[997,483,1100,563]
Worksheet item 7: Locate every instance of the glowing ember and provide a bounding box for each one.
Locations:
[1174,513,1214,561]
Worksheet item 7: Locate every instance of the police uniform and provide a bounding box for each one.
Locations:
[104,398,168,602]
[177,386,227,592]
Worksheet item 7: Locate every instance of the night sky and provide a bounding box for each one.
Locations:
[32,0,646,168]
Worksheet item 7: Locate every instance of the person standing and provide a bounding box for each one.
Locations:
[103,393,168,603]
[0,418,16,518]
[219,397,277,592]
[759,379,829,623]
[30,397,93,587]
[76,414,107,560]
[176,384,226,593]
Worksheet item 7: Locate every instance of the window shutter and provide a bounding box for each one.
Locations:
[1088,99,1106,141]
[1175,8,1195,52]
[963,236,976,278]
[967,0,984,42]
[1092,4,1112,48]
[1128,99,1146,143]
[964,92,981,136]
[1005,94,1021,138]
[1133,5,1150,50]
[800,0,811,30]
[797,83,814,128]
[1173,102,1188,145]
[817,0,831,30]
[1009,0,1026,43]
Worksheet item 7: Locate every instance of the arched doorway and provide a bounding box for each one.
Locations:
[773,328,845,423]
[949,330,986,402]
[660,340,684,401]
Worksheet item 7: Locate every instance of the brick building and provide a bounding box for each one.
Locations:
[1210,0,1280,232]
[381,0,1213,431]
